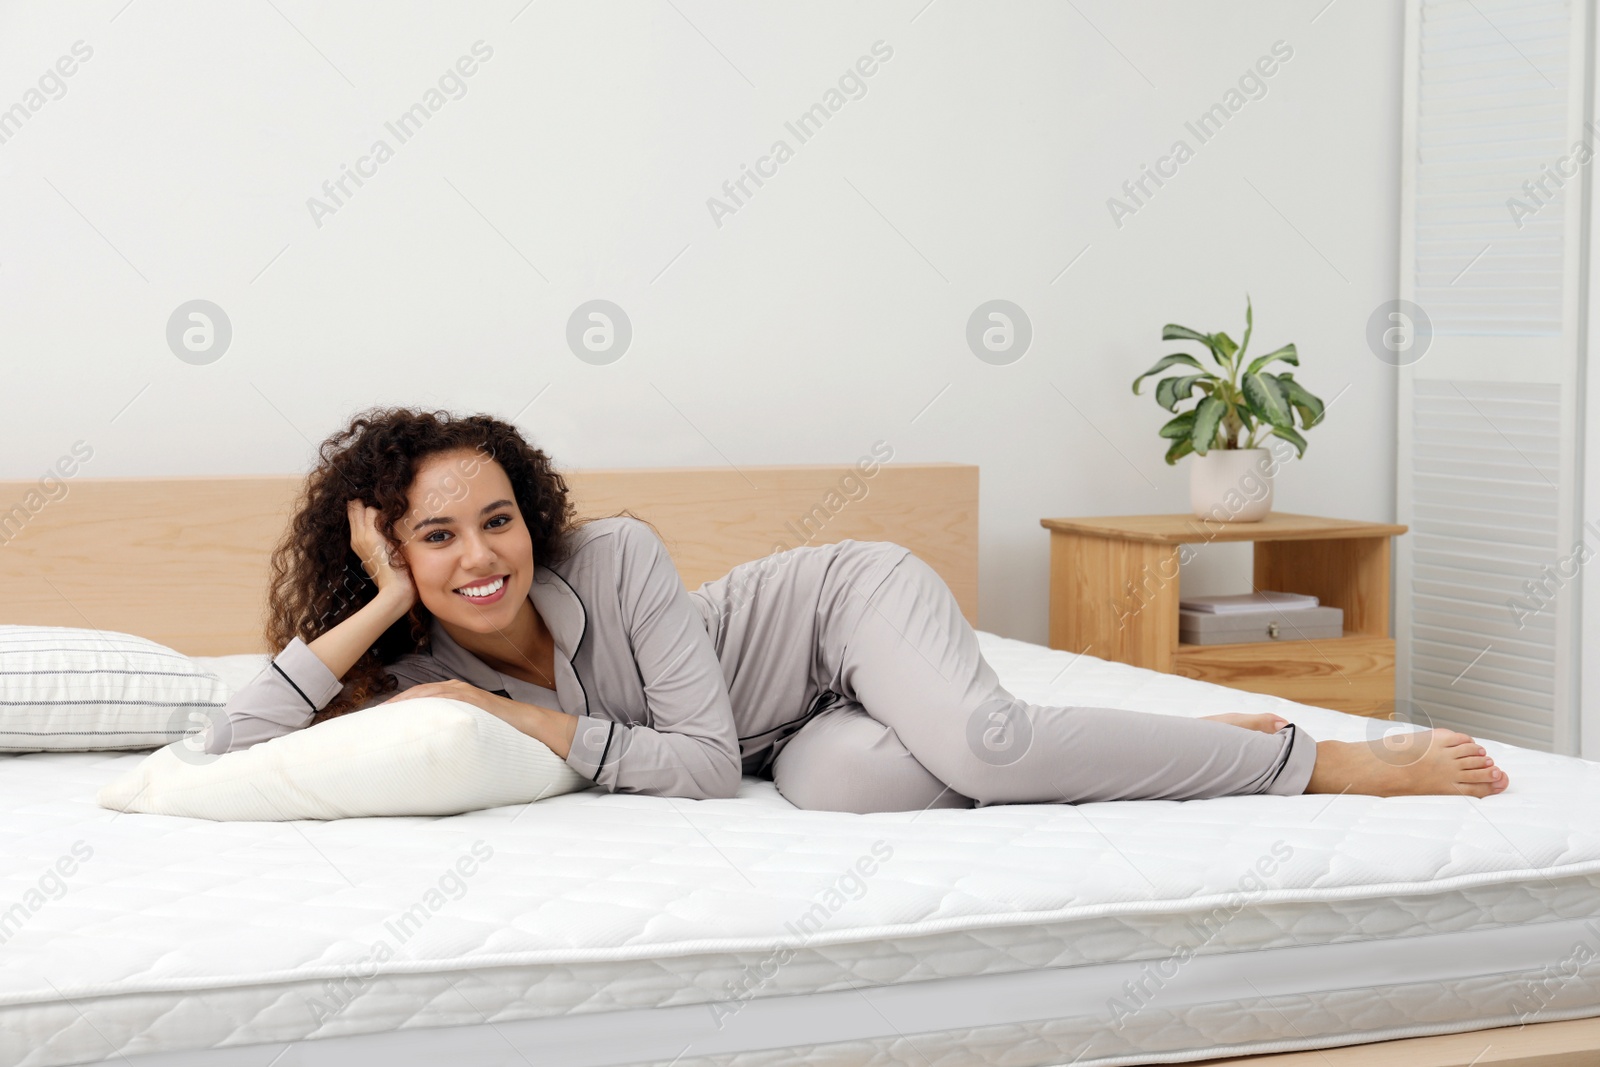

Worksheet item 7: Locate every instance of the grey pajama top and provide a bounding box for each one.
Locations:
[205,516,912,800]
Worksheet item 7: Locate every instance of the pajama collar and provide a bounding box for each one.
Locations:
[423,563,591,717]
[530,563,591,718]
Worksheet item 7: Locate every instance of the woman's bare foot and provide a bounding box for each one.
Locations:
[1306,728,1508,798]
[1203,712,1289,735]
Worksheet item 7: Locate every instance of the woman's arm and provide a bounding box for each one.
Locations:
[305,501,417,678]
[201,502,418,755]
[560,519,742,799]
[382,680,578,758]
[303,582,413,680]
[377,519,738,793]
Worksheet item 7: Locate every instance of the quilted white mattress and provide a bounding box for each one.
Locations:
[6,632,1600,1067]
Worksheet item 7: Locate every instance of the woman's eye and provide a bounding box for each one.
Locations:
[425,531,450,543]
[486,515,510,529]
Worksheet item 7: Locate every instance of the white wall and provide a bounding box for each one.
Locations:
[0,0,1401,644]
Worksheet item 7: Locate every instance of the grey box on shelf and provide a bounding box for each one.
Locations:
[1178,605,1344,646]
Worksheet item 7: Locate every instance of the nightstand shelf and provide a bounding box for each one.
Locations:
[1039,513,1407,718]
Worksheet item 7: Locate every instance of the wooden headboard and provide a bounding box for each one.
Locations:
[0,464,978,655]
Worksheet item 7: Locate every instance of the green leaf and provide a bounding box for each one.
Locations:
[1158,323,1228,369]
[1242,372,1293,427]
[1131,352,1206,394]
[1155,374,1210,412]
[1191,396,1226,454]
[1238,295,1254,363]
[1158,412,1195,439]
[1212,332,1238,365]
[1164,436,1195,465]
[1161,323,1227,366]
[1161,323,1212,345]
[1268,423,1308,458]
[1275,373,1326,428]
[1245,343,1299,377]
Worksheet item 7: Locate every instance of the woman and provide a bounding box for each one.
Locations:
[206,408,1509,811]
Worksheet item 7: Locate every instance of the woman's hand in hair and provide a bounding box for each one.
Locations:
[299,505,422,684]
[347,499,416,612]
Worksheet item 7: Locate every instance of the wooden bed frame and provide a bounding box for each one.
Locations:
[1195,1016,1600,1066]
[0,463,978,655]
[0,462,1591,1066]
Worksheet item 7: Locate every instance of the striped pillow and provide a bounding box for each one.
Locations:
[0,626,228,752]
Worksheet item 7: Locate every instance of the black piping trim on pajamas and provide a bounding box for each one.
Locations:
[272,661,317,712]
[544,564,608,782]
[545,565,591,717]
[737,690,840,743]
[744,691,843,777]
[593,720,617,782]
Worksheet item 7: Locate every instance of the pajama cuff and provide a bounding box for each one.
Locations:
[200,638,343,756]
[565,714,619,783]
[273,637,347,711]
[1264,722,1317,796]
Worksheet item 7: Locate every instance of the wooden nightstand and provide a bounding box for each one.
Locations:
[1038,513,1408,717]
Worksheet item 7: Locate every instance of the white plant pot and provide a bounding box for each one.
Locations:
[1189,447,1274,522]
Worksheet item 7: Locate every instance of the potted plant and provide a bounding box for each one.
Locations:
[1131,296,1325,521]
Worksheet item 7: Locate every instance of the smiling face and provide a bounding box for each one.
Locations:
[395,448,535,634]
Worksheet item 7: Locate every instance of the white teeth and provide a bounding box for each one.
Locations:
[456,576,505,598]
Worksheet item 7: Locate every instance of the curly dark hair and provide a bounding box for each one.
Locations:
[267,407,619,723]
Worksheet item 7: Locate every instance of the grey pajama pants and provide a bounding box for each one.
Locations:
[764,552,1318,813]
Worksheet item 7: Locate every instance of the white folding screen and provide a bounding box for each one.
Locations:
[1397,0,1590,753]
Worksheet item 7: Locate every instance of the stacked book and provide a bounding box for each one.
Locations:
[1177,591,1343,646]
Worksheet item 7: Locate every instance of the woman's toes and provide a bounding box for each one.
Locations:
[1456,767,1509,795]
[1457,756,1491,771]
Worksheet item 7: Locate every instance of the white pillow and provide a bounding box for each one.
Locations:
[0,625,229,752]
[96,697,595,820]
